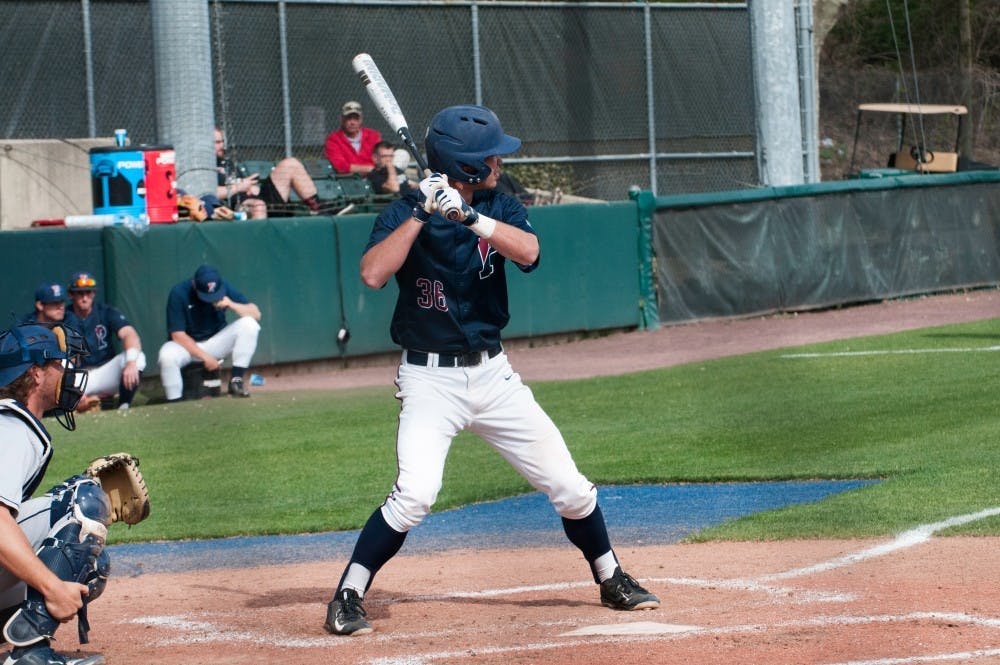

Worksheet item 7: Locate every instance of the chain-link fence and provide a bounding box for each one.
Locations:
[1,0,769,199]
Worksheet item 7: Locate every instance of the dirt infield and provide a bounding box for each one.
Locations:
[78,291,1000,664]
[88,536,1000,665]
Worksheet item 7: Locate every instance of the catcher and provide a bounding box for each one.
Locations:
[0,323,150,665]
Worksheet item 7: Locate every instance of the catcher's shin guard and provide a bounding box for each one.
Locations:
[3,481,111,647]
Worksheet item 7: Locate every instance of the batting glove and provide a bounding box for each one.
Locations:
[413,172,449,222]
[433,187,478,224]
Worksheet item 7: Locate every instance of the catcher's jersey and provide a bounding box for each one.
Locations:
[0,399,53,513]
[165,280,251,342]
[365,189,539,353]
[64,303,132,367]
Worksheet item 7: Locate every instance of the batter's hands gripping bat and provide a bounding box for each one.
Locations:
[352,53,462,221]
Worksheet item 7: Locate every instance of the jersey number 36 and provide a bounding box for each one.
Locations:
[416,278,448,312]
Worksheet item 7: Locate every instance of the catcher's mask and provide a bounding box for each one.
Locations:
[424,105,521,185]
[0,323,89,430]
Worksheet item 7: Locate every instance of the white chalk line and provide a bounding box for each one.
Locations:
[753,506,1000,583]
[125,614,332,648]
[782,345,1000,359]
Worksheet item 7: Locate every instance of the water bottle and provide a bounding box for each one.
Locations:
[114,128,127,147]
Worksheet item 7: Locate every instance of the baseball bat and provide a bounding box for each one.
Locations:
[351,53,429,176]
[351,53,462,221]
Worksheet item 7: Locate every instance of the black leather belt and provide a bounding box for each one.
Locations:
[405,346,503,368]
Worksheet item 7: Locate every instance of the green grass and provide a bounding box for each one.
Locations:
[42,318,1000,544]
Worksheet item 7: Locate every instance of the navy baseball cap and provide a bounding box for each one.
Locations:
[193,264,226,303]
[35,282,65,304]
[68,271,97,292]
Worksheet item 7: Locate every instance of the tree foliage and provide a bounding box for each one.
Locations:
[822,0,1000,69]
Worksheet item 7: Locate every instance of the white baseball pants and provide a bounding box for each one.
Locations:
[381,351,598,533]
[82,351,147,397]
[157,316,260,400]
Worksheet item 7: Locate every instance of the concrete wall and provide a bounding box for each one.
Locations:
[0,138,112,230]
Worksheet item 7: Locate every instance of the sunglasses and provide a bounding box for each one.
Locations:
[72,276,96,289]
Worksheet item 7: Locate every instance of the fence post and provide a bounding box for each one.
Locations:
[631,188,659,330]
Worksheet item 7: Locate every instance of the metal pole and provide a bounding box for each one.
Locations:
[279,2,293,157]
[749,0,805,187]
[643,2,657,195]
[150,0,217,196]
[797,0,820,183]
[81,0,96,137]
[472,2,482,105]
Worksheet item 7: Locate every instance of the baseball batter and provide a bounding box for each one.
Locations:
[0,324,110,665]
[324,105,659,637]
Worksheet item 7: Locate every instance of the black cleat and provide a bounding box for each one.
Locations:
[228,377,250,397]
[324,588,373,636]
[600,567,660,611]
[3,642,105,665]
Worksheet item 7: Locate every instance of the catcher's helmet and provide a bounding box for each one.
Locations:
[0,325,72,386]
[424,105,521,184]
[0,324,89,429]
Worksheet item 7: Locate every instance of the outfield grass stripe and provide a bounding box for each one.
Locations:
[782,345,1000,358]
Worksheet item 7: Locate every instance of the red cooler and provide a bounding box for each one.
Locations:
[140,145,177,223]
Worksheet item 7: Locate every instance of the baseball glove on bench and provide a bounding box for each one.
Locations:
[85,452,151,525]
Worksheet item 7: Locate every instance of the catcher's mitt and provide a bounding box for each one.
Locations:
[85,453,150,525]
[178,193,208,221]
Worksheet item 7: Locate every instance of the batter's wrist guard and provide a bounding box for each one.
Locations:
[460,207,479,227]
[467,213,497,239]
[411,206,431,223]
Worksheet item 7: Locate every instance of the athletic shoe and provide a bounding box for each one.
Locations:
[228,377,250,397]
[324,588,373,636]
[599,567,660,611]
[3,642,105,664]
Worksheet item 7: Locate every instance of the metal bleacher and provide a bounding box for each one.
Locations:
[237,158,397,215]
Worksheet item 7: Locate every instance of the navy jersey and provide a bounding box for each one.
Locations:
[165,279,250,342]
[365,188,539,353]
[63,303,132,367]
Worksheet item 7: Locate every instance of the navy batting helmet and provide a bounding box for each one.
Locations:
[424,105,521,184]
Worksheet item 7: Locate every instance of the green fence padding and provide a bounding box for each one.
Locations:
[334,214,398,356]
[104,218,350,368]
[653,174,1000,323]
[1,203,643,375]
[0,227,105,325]
[507,201,640,337]
[655,169,1000,211]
